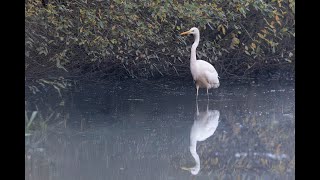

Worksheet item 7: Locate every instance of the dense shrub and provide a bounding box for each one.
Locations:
[25,0,295,89]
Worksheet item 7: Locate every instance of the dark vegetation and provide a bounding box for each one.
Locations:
[26,0,295,93]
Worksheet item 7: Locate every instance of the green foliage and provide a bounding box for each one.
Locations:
[25,0,294,81]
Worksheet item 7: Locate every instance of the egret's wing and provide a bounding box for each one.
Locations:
[204,71,219,85]
[197,60,218,74]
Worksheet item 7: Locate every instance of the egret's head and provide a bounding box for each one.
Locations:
[180,27,199,36]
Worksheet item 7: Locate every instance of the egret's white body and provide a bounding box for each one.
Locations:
[180,27,220,98]
[181,101,220,175]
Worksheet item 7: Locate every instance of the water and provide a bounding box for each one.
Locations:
[25,80,295,180]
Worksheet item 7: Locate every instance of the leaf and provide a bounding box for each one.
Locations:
[239,7,246,17]
[281,28,288,33]
[275,15,281,26]
[38,82,45,87]
[233,37,240,45]
[221,25,226,35]
[221,48,229,53]
[55,82,66,89]
[53,85,62,97]
[264,18,275,29]
[230,37,240,49]
[99,21,104,29]
[257,33,265,39]
[251,43,256,49]
[261,29,268,34]
[278,0,283,7]
[270,21,275,28]
[285,58,292,63]
[245,50,250,55]
[39,79,51,84]
[56,59,68,72]
[256,46,261,54]
[218,24,225,35]
[110,39,117,44]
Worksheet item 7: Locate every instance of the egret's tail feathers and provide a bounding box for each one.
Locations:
[212,83,220,88]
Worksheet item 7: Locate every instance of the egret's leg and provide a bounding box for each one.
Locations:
[207,88,209,100]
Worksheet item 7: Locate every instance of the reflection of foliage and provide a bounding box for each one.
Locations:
[196,88,294,176]
[25,98,70,180]
[26,0,295,83]
[25,99,67,135]
[26,77,72,97]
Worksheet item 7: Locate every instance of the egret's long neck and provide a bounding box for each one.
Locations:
[191,33,200,64]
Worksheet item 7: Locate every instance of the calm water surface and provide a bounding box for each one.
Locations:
[25,80,295,180]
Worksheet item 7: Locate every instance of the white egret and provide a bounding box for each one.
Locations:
[180,27,220,98]
[181,101,220,175]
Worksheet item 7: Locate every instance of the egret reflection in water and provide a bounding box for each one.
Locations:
[181,100,220,175]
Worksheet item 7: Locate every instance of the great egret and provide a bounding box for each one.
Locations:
[180,27,220,98]
[181,100,220,175]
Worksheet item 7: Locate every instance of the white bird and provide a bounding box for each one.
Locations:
[180,27,220,98]
[181,101,220,175]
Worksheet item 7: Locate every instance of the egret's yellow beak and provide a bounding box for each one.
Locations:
[180,30,191,35]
